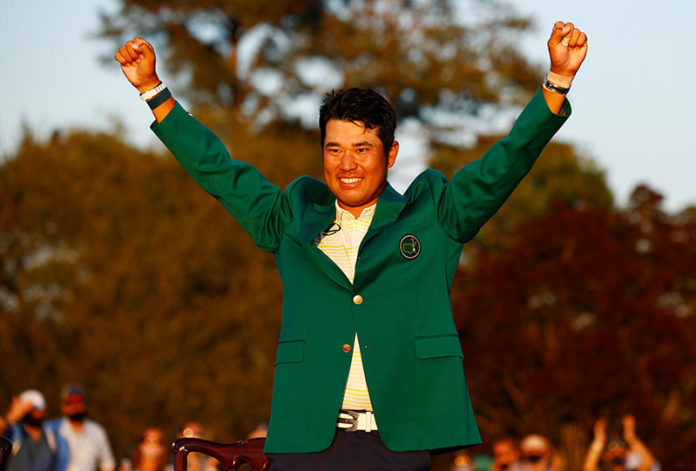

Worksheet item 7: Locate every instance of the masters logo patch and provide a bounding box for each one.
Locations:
[399,234,421,260]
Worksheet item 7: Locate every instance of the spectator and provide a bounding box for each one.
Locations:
[519,434,562,471]
[176,422,210,471]
[245,423,268,441]
[582,415,660,471]
[44,385,115,471]
[490,437,523,471]
[129,428,170,471]
[0,390,56,471]
[451,450,474,471]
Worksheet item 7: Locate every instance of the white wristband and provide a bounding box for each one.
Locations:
[140,82,166,101]
[546,71,574,89]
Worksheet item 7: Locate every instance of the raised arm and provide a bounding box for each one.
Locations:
[543,21,589,114]
[0,396,34,436]
[436,21,587,242]
[113,38,291,252]
[114,38,175,123]
[582,418,607,471]
[622,414,657,471]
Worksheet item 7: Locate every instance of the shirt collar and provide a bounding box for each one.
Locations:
[335,201,377,222]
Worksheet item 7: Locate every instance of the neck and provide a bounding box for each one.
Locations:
[24,424,42,441]
[69,420,85,432]
[138,457,161,471]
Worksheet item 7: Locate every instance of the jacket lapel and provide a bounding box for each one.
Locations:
[298,198,353,290]
[299,200,335,244]
[295,181,408,291]
[362,182,409,245]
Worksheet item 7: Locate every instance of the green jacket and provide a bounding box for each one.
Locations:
[152,89,570,453]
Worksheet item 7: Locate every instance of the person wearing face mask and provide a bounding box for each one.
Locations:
[519,435,563,471]
[582,416,660,471]
[489,437,524,471]
[129,428,171,471]
[0,390,57,471]
[44,385,115,471]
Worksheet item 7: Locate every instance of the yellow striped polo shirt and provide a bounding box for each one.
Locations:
[317,201,375,411]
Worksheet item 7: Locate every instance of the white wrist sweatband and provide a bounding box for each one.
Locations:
[140,82,166,101]
[546,71,574,89]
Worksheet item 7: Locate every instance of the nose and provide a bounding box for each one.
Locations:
[339,152,357,170]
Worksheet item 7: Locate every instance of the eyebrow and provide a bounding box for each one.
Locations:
[324,141,375,148]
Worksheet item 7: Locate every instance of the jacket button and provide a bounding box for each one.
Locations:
[353,295,363,305]
[342,344,352,353]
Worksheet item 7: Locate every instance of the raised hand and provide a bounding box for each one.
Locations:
[548,22,588,77]
[114,37,160,94]
[622,414,637,443]
[6,396,35,423]
[592,417,607,444]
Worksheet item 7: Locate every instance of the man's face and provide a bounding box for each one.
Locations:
[493,441,520,468]
[61,394,87,421]
[323,119,398,217]
[22,408,46,428]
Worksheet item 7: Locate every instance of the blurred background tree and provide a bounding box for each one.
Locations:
[1,1,694,469]
[99,0,540,148]
[452,188,696,469]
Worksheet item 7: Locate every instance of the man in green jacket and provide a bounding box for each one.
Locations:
[115,21,587,470]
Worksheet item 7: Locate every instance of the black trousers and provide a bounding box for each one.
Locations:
[267,430,431,470]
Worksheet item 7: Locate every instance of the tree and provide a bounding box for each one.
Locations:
[431,136,614,255]
[0,128,323,454]
[100,0,541,144]
[452,186,696,469]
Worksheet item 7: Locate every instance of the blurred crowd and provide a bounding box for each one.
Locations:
[451,415,660,471]
[1,386,114,471]
[0,386,269,471]
[2,386,660,471]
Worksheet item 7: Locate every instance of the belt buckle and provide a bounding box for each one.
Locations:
[337,410,359,432]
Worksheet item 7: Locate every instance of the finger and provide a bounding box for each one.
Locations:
[118,45,134,63]
[120,45,137,64]
[551,21,564,34]
[114,51,127,65]
[567,29,580,48]
[124,43,140,62]
[550,21,572,45]
[131,37,156,62]
[132,37,152,50]
[575,32,588,48]
[561,23,575,46]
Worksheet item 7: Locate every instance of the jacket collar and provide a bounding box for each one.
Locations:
[299,182,408,243]
[299,198,336,244]
[363,182,408,243]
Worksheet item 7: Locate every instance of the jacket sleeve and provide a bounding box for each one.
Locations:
[151,103,292,252]
[436,88,571,243]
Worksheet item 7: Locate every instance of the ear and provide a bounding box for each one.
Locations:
[387,141,399,168]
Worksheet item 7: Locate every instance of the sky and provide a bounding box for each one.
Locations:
[1,0,695,211]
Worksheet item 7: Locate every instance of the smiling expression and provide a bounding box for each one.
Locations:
[323,119,398,218]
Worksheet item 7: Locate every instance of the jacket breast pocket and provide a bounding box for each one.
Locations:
[275,340,305,365]
[414,334,463,359]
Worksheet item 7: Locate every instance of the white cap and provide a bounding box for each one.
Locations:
[19,390,46,411]
[521,434,550,453]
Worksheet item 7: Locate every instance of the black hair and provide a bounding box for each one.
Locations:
[319,88,397,155]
